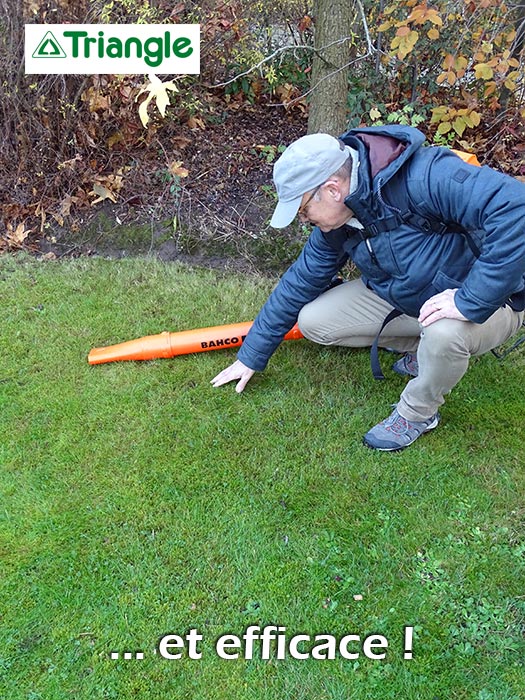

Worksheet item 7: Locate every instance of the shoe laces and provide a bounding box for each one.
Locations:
[384,410,412,436]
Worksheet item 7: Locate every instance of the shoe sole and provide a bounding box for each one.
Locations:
[362,414,440,452]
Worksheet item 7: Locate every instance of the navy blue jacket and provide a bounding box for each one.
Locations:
[238,125,525,371]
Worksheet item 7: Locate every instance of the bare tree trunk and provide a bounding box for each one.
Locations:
[307,0,355,135]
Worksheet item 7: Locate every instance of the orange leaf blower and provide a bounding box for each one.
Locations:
[88,321,304,365]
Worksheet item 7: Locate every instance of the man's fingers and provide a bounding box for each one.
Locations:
[210,373,228,388]
[418,288,466,327]
[210,361,255,391]
[235,374,252,393]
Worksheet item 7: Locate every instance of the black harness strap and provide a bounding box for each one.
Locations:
[370,308,403,380]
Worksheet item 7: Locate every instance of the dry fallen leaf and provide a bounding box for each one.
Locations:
[168,160,189,178]
[89,183,117,205]
[136,73,178,128]
[7,222,32,244]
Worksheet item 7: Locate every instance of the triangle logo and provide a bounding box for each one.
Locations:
[32,31,67,58]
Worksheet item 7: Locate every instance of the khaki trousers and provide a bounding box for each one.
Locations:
[297,279,523,421]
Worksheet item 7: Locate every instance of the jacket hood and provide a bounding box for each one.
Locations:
[337,125,426,235]
[340,125,426,182]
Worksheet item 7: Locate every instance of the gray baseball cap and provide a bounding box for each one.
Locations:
[270,133,350,228]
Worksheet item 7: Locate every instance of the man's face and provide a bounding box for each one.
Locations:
[297,178,351,232]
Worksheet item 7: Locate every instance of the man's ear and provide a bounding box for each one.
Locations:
[323,178,345,202]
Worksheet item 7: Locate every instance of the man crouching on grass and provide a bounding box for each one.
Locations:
[211,125,525,451]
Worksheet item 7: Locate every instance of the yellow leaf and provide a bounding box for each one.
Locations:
[407,6,442,26]
[378,21,392,32]
[447,70,456,86]
[474,63,493,80]
[453,116,467,136]
[168,160,189,178]
[436,72,448,85]
[427,28,440,40]
[470,111,481,127]
[407,7,424,23]
[430,106,449,123]
[428,12,443,26]
[369,107,382,120]
[442,54,455,70]
[437,121,452,135]
[136,74,178,128]
[383,4,398,15]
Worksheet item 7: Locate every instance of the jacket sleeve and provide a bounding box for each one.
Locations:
[237,227,345,371]
[409,148,525,323]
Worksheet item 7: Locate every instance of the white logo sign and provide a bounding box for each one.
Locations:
[25,24,200,75]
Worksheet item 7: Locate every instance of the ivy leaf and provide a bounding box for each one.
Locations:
[136,74,179,128]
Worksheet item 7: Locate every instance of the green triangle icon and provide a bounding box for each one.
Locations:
[32,31,66,59]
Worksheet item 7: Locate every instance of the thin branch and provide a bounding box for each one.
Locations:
[270,0,377,108]
[209,37,355,89]
[211,0,377,111]
[268,50,375,108]
[356,0,374,55]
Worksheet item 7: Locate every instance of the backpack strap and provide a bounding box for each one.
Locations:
[370,308,403,380]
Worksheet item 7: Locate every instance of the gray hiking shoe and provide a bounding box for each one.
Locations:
[392,353,419,377]
[363,407,440,451]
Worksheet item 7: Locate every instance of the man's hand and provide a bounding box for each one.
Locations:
[210,360,256,393]
[418,288,468,327]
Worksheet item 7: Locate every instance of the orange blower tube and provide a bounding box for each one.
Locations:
[88,321,304,365]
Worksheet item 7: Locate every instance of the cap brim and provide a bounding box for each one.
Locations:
[269,196,303,228]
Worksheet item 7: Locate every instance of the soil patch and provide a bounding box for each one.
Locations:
[37,104,308,275]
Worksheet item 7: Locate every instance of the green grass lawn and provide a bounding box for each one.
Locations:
[1,253,524,699]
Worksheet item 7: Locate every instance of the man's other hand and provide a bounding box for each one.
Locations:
[419,289,468,327]
[210,360,256,393]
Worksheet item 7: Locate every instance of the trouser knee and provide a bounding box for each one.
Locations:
[297,301,328,344]
[419,319,468,359]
